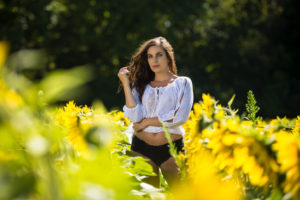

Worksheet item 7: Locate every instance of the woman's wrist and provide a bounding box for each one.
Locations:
[122,81,131,92]
[143,118,161,127]
[121,79,130,86]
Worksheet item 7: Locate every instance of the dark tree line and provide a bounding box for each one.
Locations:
[1,0,299,118]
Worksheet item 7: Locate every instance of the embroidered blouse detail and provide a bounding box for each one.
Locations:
[123,76,193,135]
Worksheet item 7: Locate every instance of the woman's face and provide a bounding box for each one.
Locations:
[147,45,170,74]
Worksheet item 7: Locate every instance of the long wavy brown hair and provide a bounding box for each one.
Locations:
[120,36,177,102]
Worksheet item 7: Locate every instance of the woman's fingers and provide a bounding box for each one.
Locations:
[118,66,131,83]
[118,66,131,75]
[133,122,142,132]
[123,69,131,75]
[133,123,137,130]
[120,66,128,71]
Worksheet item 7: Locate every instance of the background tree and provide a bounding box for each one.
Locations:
[1,0,299,118]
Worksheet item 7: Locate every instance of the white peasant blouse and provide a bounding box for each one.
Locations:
[123,76,193,135]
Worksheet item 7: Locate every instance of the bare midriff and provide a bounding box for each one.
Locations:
[135,131,182,146]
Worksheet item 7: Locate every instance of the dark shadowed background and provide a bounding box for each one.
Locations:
[1,0,299,118]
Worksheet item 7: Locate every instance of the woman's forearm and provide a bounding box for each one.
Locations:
[143,117,162,127]
[123,82,137,108]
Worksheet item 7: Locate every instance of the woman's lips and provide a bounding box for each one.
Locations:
[153,65,159,68]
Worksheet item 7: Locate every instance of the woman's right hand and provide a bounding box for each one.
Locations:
[118,66,131,84]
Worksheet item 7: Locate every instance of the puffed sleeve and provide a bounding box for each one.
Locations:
[123,88,144,122]
[158,77,193,128]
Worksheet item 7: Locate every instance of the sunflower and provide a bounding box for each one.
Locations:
[272,131,300,198]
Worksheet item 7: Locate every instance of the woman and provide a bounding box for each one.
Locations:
[118,36,193,187]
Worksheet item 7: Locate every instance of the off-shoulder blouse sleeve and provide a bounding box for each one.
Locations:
[158,77,193,128]
[123,88,144,123]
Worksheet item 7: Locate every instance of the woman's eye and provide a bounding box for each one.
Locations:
[148,55,152,58]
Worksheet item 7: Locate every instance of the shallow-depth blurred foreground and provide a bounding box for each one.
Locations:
[1,43,300,200]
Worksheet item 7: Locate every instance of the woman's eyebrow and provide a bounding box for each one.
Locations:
[147,51,163,56]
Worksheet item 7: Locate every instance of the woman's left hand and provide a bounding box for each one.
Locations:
[133,119,148,132]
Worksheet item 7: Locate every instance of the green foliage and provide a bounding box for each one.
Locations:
[0,50,159,200]
[1,46,300,199]
[227,94,236,109]
[245,90,261,122]
[1,0,299,118]
[2,37,300,200]
[162,124,186,180]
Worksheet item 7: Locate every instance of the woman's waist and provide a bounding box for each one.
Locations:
[135,131,182,146]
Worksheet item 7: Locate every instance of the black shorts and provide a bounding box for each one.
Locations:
[131,135,184,166]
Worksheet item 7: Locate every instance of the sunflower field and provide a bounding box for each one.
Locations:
[1,41,300,200]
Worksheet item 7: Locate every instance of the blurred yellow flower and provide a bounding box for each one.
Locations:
[202,93,214,119]
[0,41,10,68]
[56,101,89,153]
[272,131,300,197]
[0,150,16,161]
[233,147,249,168]
[215,104,225,120]
[183,94,280,193]
[0,79,23,108]
[107,111,130,127]
[193,103,202,118]
[168,149,242,200]
[293,116,300,135]
[222,134,244,146]
[5,89,23,108]
[82,105,92,115]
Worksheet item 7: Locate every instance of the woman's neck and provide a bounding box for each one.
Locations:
[154,72,173,82]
